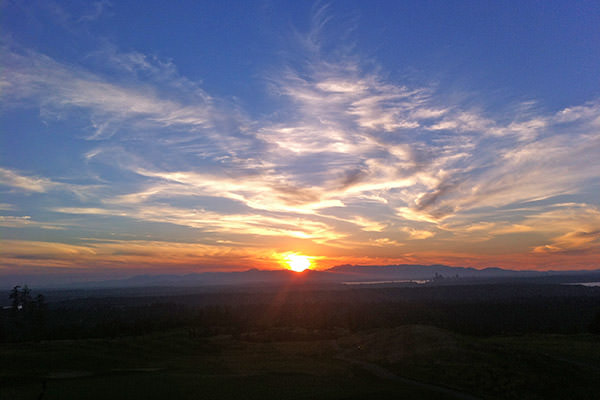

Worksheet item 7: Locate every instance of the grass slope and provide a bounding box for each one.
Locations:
[1,326,599,399]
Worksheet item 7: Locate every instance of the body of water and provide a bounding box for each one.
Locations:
[563,282,600,287]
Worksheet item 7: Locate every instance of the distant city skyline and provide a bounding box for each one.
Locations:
[1,1,599,283]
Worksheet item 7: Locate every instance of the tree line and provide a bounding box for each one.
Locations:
[2,284,600,343]
[2,285,47,342]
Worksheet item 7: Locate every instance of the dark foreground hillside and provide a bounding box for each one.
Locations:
[1,283,599,399]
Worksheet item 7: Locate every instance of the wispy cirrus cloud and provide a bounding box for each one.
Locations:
[0,167,100,200]
[259,45,600,229]
[78,0,112,22]
[52,204,345,244]
[0,216,66,230]
[0,168,57,193]
[1,45,217,140]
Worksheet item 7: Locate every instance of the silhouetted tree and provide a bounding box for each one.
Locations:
[5,286,47,341]
[9,285,21,311]
[21,285,32,310]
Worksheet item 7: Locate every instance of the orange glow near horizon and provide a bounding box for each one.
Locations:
[281,253,312,272]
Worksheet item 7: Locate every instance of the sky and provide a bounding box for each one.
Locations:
[1,0,599,284]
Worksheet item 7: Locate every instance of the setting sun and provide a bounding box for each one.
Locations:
[283,253,312,272]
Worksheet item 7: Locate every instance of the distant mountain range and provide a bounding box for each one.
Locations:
[42,264,600,289]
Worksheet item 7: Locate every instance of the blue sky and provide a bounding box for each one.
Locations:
[1,1,599,284]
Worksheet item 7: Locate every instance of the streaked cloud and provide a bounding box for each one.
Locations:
[0,168,57,193]
[0,239,283,271]
[2,45,216,140]
[0,216,66,230]
[0,167,100,200]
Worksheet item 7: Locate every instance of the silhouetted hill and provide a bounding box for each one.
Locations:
[18,264,599,290]
[327,264,543,279]
[326,264,600,284]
